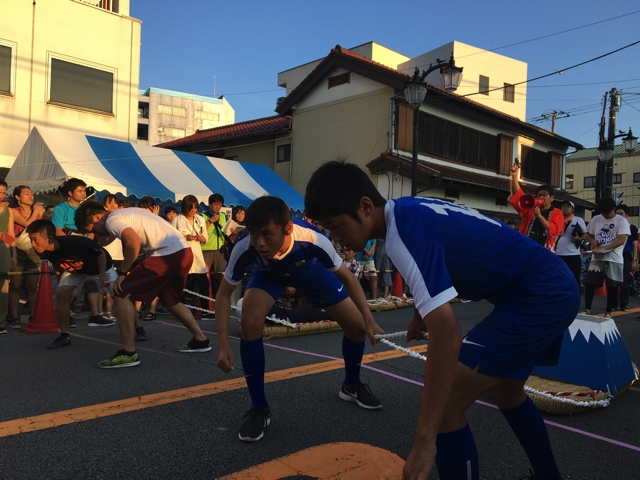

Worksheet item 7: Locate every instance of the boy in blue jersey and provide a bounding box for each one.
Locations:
[305,161,580,480]
[215,195,384,443]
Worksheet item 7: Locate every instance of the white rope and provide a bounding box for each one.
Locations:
[374,331,429,340]
[183,288,300,328]
[524,386,611,408]
[379,338,427,361]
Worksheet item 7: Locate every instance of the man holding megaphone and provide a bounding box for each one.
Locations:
[508,163,564,252]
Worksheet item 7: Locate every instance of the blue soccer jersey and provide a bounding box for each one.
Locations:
[224,221,343,285]
[385,197,543,318]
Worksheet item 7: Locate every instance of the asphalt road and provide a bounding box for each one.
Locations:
[1,295,639,480]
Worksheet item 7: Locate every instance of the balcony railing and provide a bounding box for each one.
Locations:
[79,0,116,13]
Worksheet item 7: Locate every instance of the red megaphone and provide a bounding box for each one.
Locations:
[519,194,544,210]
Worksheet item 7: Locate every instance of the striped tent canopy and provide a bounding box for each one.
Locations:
[6,125,304,210]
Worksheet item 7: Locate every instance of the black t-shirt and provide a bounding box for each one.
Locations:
[40,236,112,275]
[528,208,553,246]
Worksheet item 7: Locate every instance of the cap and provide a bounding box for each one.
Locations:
[562,200,575,208]
[506,219,516,225]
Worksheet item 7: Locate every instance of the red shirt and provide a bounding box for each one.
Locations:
[509,188,564,252]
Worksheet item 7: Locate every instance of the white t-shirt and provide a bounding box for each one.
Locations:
[555,216,588,256]
[105,208,188,257]
[587,213,630,264]
[102,237,124,261]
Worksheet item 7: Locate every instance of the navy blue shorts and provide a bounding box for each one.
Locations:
[246,260,348,309]
[459,250,580,380]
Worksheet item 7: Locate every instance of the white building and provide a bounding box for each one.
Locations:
[0,0,141,168]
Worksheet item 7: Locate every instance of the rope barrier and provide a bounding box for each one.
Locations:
[523,385,611,408]
[379,338,427,361]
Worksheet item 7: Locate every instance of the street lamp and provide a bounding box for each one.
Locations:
[404,55,463,196]
[622,128,638,154]
[597,140,614,163]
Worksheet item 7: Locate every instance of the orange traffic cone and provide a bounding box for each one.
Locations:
[391,271,404,298]
[595,282,607,297]
[21,261,60,334]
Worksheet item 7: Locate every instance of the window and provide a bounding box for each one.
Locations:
[277,144,291,163]
[158,104,186,117]
[157,126,185,138]
[565,174,574,190]
[479,75,489,95]
[195,110,220,121]
[50,58,113,113]
[328,72,350,89]
[629,207,639,217]
[634,173,640,183]
[0,43,12,95]
[613,173,622,184]
[584,176,596,188]
[137,124,148,141]
[521,145,551,184]
[495,197,508,207]
[444,188,459,199]
[503,83,515,103]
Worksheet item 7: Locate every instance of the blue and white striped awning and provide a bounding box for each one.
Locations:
[6,126,304,210]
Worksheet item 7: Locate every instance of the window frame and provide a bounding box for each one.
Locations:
[565,174,574,190]
[0,39,17,96]
[633,172,640,183]
[613,173,622,184]
[629,206,639,217]
[276,144,291,163]
[584,176,596,188]
[47,53,116,115]
[503,83,515,103]
[479,75,489,95]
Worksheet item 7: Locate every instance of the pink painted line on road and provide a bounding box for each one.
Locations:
[155,320,640,452]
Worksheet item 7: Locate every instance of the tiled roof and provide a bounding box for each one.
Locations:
[157,115,291,149]
[567,143,640,161]
[277,45,582,149]
[366,152,596,209]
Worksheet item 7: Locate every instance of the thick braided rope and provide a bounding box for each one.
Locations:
[379,338,427,361]
[523,386,611,408]
[183,289,299,328]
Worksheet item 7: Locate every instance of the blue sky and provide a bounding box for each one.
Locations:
[131,0,640,148]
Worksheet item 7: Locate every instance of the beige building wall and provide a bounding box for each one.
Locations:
[139,89,235,146]
[290,87,392,193]
[0,0,141,167]
[223,141,275,167]
[398,41,528,121]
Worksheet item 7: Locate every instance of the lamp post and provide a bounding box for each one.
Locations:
[404,55,463,196]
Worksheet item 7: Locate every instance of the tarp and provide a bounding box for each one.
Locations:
[6,126,304,210]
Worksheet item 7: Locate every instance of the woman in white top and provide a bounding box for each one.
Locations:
[171,195,211,318]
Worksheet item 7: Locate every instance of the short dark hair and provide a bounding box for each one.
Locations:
[535,184,555,196]
[164,206,177,215]
[102,194,117,207]
[26,219,56,237]
[305,161,386,222]
[208,193,224,205]
[597,197,617,215]
[138,196,156,211]
[180,195,199,215]
[245,196,290,231]
[616,204,629,214]
[64,178,87,196]
[0,180,7,189]
[75,200,106,233]
[232,205,246,223]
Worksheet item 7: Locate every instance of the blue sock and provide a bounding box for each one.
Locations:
[342,335,365,386]
[435,424,479,480]
[240,337,268,409]
[500,396,561,479]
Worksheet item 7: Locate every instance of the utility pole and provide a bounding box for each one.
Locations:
[540,110,569,134]
[595,92,609,203]
[604,88,620,201]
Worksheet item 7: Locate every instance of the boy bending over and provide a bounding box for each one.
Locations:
[305,161,579,480]
[216,196,384,443]
[74,201,212,369]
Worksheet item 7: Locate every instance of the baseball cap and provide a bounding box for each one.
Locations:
[562,200,575,208]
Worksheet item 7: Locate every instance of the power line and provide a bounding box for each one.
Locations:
[461,39,640,98]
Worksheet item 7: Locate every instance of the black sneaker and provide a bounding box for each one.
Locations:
[48,334,71,349]
[339,381,383,410]
[0,327,8,334]
[135,326,148,342]
[238,405,271,442]
[88,315,115,327]
[177,338,212,353]
[9,318,21,329]
[69,318,77,329]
